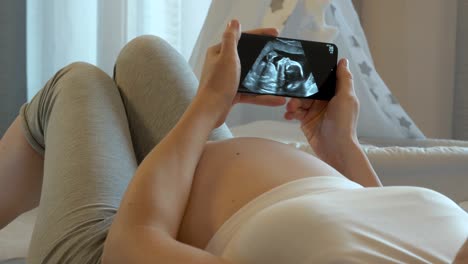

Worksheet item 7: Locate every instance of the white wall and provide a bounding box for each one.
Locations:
[359,0,458,139]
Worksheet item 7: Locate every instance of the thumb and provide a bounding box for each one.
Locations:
[336,58,355,96]
[221,19,241,55]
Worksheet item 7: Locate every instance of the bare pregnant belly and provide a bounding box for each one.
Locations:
[177,137,345,249]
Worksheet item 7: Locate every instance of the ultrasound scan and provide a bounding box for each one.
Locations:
[242,39,319,97]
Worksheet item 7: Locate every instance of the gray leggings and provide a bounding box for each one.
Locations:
[20,36,232,264]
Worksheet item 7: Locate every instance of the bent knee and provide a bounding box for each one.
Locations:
[66,61,99,72]
[127,35,171,51]
[114,35,183,82]
[118,35,174,61]
[58,62,110,84]
[38,61,117,108]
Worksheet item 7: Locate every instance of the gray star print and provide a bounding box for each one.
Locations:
[370,88,379,101]
[359,61,373,77]
[383,111,393,120]
[271,0,285,12]
[388,94,399,104]
[351,36,360,47]
[399,117,412,129]
[330,4,337,16]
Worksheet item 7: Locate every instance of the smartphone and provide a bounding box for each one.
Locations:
[237,33,338,100]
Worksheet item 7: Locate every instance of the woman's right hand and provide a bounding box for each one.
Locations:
[284,58,360,163]
[196,20,286,129]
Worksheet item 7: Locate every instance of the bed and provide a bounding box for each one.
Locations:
[1,120,467,262]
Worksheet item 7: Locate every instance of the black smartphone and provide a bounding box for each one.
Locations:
[237,33,338,100]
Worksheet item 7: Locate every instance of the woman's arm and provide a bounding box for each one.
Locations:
[103,97,233,264]
[102,22,240,263]
[103,21,284,264]
[285,59,382,187]
[324,139,381,188]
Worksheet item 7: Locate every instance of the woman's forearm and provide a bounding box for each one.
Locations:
[331,140,382,187]
[111,96,219,237]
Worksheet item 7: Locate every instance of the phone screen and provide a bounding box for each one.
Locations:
[237,33,338,100]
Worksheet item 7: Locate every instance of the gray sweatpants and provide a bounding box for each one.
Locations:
[19,36,232,264]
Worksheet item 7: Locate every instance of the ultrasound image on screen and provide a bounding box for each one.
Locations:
[242,39,319,97]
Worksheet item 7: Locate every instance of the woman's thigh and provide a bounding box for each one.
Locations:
[24,62,138,264]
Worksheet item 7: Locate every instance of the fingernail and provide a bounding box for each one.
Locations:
[229,19,239,29]
[343,59,349,69]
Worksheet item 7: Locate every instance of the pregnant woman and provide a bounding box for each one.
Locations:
[0,20,467,264]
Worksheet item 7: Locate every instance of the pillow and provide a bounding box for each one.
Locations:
[190,0,425,139]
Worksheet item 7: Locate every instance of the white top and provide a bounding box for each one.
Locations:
[206,176,468,263]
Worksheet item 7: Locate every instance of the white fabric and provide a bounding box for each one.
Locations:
[231,120,468,205]
[26,0,210,100]
[0,209,36,260]
[206,176,363,256]
[206,177,468,264]
[190,0,425,139]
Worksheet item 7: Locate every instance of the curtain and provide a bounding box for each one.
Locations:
[26,0,210,100]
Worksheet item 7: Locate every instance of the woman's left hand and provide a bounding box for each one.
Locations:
[197,19,286,128]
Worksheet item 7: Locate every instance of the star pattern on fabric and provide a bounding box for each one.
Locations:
[271,0,285,13]
[370,88,379,101]
[359,61,373,77]
[330,4,337,16]
[399,117,413,130]
[388,94,399,104]
[383,110,393,120]
[351,36,360,47]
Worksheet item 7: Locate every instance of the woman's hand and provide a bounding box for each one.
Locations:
[197,20,286,128]
[285,60,382,187]
[284,58,359,163]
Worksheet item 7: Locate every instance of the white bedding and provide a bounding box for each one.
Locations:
[1,120,467,261]
[0,209,36,261]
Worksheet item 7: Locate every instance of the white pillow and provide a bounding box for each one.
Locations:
[190,0,425,139]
